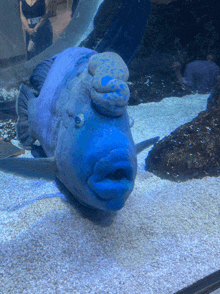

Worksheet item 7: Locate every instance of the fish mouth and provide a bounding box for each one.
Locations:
[88,148,136,201]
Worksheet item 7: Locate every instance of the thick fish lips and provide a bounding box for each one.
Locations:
[88,148,136,202]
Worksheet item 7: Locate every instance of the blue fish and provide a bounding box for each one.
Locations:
[0,47,159,211]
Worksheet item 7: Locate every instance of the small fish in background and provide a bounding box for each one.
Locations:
[0,47,159,211]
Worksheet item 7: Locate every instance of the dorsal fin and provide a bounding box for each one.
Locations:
[16,83,36,146]
[0,157,57,180]
[29,57,56,93]
[135,136,160,154]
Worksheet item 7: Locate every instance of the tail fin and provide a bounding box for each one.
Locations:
[16,84,36,146]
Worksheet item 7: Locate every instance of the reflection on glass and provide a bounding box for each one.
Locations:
[19,0,72,60]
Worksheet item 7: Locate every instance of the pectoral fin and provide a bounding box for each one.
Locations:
[135,136,160,155]
[0,157,58,180]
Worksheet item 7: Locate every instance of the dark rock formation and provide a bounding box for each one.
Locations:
[91,0,151,65]
[145,85,220,182]
[128,51,192,105]
[141,0,220,64]
[128,0,220,105]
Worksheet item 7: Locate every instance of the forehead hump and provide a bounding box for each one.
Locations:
[88,52,130,117]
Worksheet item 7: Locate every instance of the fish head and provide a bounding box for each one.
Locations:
[55,107,137,211]
[55,52,137,211]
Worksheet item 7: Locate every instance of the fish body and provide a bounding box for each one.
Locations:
[2,47,159,211]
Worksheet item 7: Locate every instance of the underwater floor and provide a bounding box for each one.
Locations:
[1,93,220,293]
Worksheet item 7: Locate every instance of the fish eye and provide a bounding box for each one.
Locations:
[75,114,84,128]
[129,117,134,128]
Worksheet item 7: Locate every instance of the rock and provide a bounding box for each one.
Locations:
[142,0,220,66]
[145,105,220,182]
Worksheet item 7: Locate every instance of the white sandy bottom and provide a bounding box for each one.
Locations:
[1,94,220,294]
